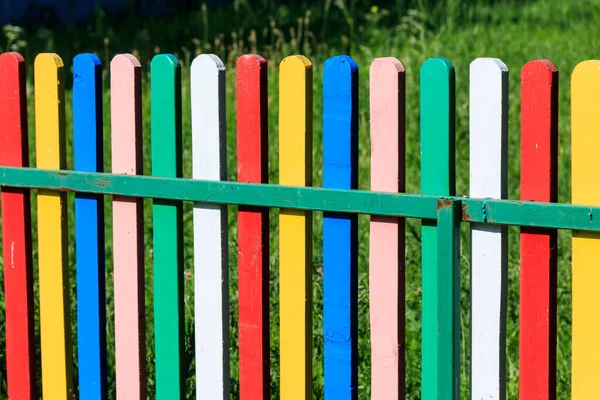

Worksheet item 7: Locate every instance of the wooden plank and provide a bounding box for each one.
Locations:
[519,59,558,400]
[322,54,358,400]
[368,57,405,400]
[279,54,313,400]
[469,57,508,400]
[34,53,74,399]
[190,54,229,400]
[0,51,37,400]
[236,54,270,400]
[150,53,185,399]
[110,53,146,400]
[571,59,600,399]
[419,57,457,399]
[73,52,107,400]
[435,198,461,399]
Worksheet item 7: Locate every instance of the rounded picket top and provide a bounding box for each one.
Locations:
[191,53,225,76]
[151,53,179,72]
[237,53,267,70]
[35,52,64,70]
[370,56,404,77]
[280,54,312,72]
[470,57,508,79]
[0,51,25,68]
[74,53,101,69]
[421,57,454,77]
[522,59,557,77]
[572,59,600,85]
[110,53,141,75]
[324,54,358,75]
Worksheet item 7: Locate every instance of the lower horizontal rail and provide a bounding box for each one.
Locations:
[0,166,598,232]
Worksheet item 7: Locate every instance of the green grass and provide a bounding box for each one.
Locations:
[1,0,600,397]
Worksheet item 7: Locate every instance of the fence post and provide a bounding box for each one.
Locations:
[435,198,461,399]
[34,53,73,399]
[151,53,184,399]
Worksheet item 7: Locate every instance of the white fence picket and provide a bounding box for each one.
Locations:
[191,54,229,400]
[469,57,509,400]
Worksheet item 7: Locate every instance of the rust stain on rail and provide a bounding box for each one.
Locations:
[462,203,471,220]
[437,198,452,209]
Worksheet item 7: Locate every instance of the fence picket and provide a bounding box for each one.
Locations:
[0,52,36,400]
[369,57,405,400]
[151,54,185,399]
[571,60,600,398]
[34,53,74,399]
[469,57,509,400]
[73,53,107,400]
[191,54,229,400]
[236,54,270,400]
[279,55,313,400]
[420,57,458,399]
[519,59,558,400]
[323,55,359,400]
[111,53,146,400]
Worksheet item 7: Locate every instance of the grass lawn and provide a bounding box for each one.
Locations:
[1,0,600,397]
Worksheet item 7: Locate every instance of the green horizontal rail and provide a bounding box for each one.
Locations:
[0,166,597,232]
[0,166,437,218]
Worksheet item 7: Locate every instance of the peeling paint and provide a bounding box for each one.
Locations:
[92,178,111,188]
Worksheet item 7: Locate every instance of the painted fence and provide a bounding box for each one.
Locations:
[1,49,600,400]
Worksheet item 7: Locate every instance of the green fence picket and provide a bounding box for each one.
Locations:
[420,58,456,399]
[151,54,185,399]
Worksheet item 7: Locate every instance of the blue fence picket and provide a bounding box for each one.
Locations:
[73,53,107,400]
[323,55,359,400]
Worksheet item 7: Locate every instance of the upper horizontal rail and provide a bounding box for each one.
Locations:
[0,166,597,232]
[0,166,438,218]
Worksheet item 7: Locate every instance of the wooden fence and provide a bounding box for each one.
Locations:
[0,50,599,399]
